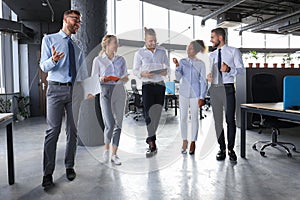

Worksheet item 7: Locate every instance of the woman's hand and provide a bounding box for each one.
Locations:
[87,93,95,99]
[101,76,111,82]
[198,99,205,107]
[120,75,129,83]
[173,58,179,67]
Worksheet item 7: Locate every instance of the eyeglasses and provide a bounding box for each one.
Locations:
[67,16,82,23]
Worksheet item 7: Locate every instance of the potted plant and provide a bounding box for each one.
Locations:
[14,95,30,121]
[296,56,300,68]
[249,50,260,68]
[263,52,273,68]
[287,53,294,68]
[281,55,287,68]
[0,97,12,113]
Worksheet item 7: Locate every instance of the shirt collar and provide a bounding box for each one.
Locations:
[102,53,116,61]
[219,44,228,50]
[59,30,70,39]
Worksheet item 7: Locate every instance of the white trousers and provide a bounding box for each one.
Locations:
[179,95,199,141]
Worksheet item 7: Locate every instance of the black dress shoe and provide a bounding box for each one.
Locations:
[66,168,76,181]
[228,150,237,162]
[216,150,226,161]
[42,174,53,188]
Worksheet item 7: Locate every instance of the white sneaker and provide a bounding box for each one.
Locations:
[103,150,109,162]
[111,155,122,165]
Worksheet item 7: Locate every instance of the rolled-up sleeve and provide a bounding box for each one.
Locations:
[199,62,207,99]
[40,36,56,72]
[133,52,142,79]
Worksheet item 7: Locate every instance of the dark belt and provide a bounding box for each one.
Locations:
[224,83,234,86]
[142,81,164,86]
[48,81,72,86]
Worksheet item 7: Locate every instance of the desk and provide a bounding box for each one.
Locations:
[0,113,14,185]
[240,102,300,158]
[165,94,178,116]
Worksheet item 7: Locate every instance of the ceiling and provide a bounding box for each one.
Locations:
[3,0,300,35]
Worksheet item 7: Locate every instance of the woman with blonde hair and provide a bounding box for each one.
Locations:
[133,27,170,157]
[173,40,207,155]
[91,34,128,165]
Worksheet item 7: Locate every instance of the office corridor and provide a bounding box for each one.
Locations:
[0,110,300,200]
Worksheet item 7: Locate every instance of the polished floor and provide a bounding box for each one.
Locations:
[1,109,300,200]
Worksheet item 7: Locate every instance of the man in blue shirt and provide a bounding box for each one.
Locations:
[208,28,244,162]
[40,10,85,188]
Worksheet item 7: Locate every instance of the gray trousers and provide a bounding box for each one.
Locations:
[100,84,126,147]
[209,84,237,151]
[43,84,77,176]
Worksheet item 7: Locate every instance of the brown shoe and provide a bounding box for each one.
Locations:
[181,140,188,154]
[189,141,196,155]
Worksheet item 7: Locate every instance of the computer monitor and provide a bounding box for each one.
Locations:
[283,76,300,110]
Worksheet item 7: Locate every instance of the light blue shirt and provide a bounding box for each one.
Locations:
[40,30,87,83]
[133,46,170,83]
[175,58,207,99]
[92,53,128,85]
[209,44,244,84]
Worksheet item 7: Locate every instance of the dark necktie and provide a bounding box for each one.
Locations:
[68,37,76,83]
[218,48,222,76]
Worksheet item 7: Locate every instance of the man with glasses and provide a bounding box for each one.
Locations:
[40,10,86,188]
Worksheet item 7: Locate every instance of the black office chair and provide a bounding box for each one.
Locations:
[127,79,144,121]
[251,73,297,157]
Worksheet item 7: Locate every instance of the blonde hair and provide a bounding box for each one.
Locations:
[99,34,117,56]
[144,27,156,37]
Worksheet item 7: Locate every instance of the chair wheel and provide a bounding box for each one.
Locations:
[287,153,292,157]
[258,130,262,134]
[292,147,296,151]
[260,151,265,156]
[252,145,257,150]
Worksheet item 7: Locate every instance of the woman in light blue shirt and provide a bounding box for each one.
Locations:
[173,40,207,155]
[92,35,128,165]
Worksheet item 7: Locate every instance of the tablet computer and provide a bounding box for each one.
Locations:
[150,68,167,74]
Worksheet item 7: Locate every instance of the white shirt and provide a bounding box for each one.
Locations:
[91,53,127,94]
[133,46,170,83]
[209,44,244,84]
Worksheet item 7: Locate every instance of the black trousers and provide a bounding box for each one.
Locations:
[210,84,236,151]
[142,82,165,144]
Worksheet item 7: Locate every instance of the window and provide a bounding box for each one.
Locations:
[195,17,217,47]
[169,10,193,45]
[115,0,143,40]
[0,0,4,93]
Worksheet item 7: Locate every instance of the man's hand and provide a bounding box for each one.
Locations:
[160,70,168,76]
[51,45,64,63]
[141,71,154,78]
[173,58,179,67]
[198,99,205,107]
[220,62,230,72]
[207,73,213,82]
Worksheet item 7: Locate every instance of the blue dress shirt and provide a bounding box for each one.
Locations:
[40,30,86,83]
[175,58,207,99]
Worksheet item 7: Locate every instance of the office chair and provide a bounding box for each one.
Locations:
[251,73,297,157]
[127,79,144,121]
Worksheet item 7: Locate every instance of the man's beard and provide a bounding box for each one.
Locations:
[213,40,220,48]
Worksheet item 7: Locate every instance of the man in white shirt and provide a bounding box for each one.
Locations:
[133,28,170,157]
[207,27,244,162]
